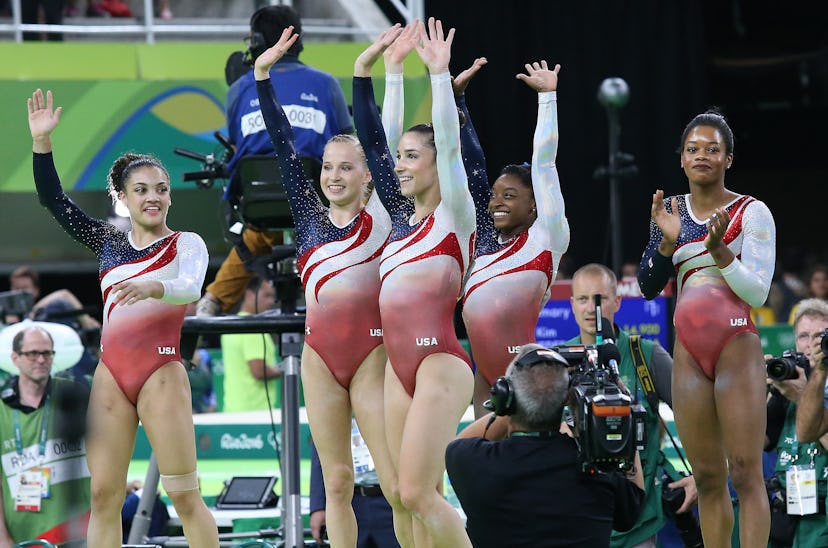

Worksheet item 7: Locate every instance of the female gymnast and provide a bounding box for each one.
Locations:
[252,29,410,547]
[353,19,476,547]
[459,61,570,418]
[638,111,774,547]
[27,89,218,547]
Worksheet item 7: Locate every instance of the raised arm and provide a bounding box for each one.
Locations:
[415,18,475,233]
[29,89,109,255]
[518,61,569,254]
[253,28,327,248]
[381,22,419,156]
[353,27,412,215]
[453,58,493,254]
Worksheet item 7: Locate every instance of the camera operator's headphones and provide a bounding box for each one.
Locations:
[484,348,569,416]
[243,6,304,67]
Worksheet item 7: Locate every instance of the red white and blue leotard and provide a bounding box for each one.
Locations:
[354,73,476,397]
[460,91,570,384]
[256,79,391,389]
[639,193,775,378]
[33,153,208,404]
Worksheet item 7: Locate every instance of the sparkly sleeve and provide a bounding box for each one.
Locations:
[381,72,404,162]
[720,199,776,307]
[431,72,475,235]
[456,93,495,256]
[353,76,411,216]
[533,91,569,254]
[638,200,674,300]
[159,232,208,304]
[33,152,108,256]
[256,78,326,245]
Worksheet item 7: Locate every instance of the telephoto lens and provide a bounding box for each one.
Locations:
[821,328,828,357]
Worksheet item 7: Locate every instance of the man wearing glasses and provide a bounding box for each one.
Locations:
[0,326,90,547]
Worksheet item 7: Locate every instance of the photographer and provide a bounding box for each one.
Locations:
[766,298,828,546]
[445,344,644,548]
[568,263,698,548]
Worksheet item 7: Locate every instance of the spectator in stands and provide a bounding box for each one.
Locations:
[196,4,353,317]
[121,479,170,543]
[220,276,281,412]
[787,264,828,324]
[22,0,65,41]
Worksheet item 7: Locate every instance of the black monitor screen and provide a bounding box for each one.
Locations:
[220,476,275,505]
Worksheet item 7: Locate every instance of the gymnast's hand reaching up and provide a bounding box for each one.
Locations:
[516,60,560,93]
[415,17,454,75]
[383,20,420,74]
[253,26,300,81]
[452,56,487,97]
[354,23,404,77]
[28,88,62,153]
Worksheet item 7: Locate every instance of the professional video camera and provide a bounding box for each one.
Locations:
[554,305,646,474]
[0,290,34,321]
[174,131,233,189]
[766,350,810,382]
[555,341,647,474]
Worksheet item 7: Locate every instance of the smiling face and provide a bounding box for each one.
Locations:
[395,131,438,198]
[489,172,536,239]
[320,140,371,207]
[680,125,733,186]
[118,166,171,230]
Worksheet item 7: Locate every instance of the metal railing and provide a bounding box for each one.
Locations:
[1,0,423,43]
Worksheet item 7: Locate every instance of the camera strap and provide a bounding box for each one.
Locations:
[629,335,693,475]
[629,335,658,411]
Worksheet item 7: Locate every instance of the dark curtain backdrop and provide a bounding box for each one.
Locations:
[423,0,707,271]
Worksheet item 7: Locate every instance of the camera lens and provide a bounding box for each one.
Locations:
[821,328,828,356]
[766,357,798,381]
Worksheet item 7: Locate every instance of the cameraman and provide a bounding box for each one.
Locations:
[568,263,697,548]
[445,344,645,548]
[767,298,828,546]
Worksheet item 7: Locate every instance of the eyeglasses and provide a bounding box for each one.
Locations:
[18,350,55,360]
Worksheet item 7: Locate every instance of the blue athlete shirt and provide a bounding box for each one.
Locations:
[224,57,353,199]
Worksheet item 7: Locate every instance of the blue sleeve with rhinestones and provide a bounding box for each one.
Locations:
[456,93,495,256]
[256,78,326,247]
[353,76,412,222]
[34,152,109,256]
[638,203,674,299]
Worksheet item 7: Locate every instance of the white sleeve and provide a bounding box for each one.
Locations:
[720,200,776,307]
[532,91,569,255]
[382,72,404,162]
[430,72,475,234]
[160,232,209,304]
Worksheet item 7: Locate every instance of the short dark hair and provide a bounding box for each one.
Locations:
[505,343,569,430]
[250,5,304,59]
[10,266,40,290]
[678,109,735,155]
[12,326,54,354]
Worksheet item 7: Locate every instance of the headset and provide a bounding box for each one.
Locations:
[484,348,569,416]
[243,6,303,67]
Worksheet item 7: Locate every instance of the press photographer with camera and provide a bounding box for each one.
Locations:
[568,263,699,548]
[764,298,828,546]
[445,343,645,548]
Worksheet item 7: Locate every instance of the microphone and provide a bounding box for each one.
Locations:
[599,317,616,345]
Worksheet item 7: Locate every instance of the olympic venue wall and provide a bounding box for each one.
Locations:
[0,42,430,269]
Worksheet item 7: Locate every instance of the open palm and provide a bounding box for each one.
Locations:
[28,88,61,139]
[516,60,560,93]
[415,17,454,74]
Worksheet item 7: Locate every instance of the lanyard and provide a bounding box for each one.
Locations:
[13,395,50,464]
